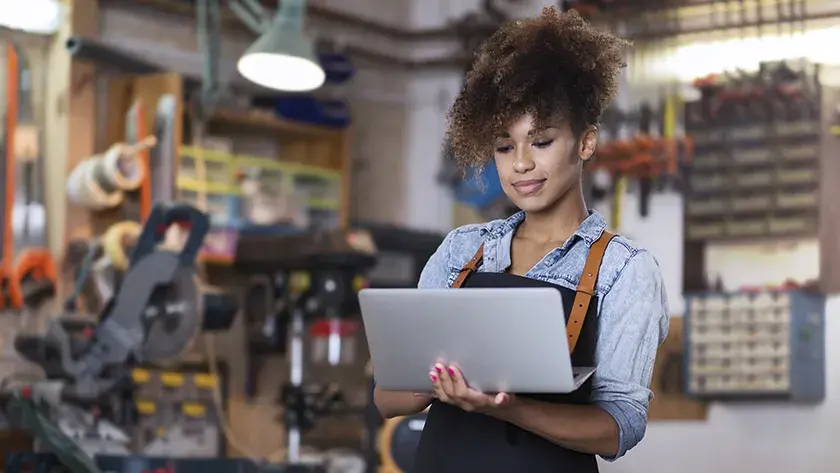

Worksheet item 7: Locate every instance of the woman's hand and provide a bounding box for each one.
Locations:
[429,363,515,413]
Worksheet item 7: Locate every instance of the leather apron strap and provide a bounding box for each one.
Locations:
[450,231,616,354]
[450,244,485,289]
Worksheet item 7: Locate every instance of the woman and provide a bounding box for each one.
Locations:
[374,7,669,473]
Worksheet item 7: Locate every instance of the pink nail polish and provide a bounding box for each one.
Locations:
[430,374,437,382]
[435,366,442,374]
[447,368,456,377]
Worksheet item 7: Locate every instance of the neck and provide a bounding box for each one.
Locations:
[519,182,589,243]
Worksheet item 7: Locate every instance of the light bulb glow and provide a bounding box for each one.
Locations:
[0,0,60,34]
[237,52,326,92]
[636,26,840,83]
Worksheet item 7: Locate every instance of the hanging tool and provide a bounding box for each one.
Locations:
[124,101,153,222]
[196,0,223,122]
[637,102,654,217]
[184,0,224,215]
[0,43,57,311]
[0,45,16,309]
[150,95,178,203]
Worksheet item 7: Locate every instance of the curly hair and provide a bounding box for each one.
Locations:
[445,7,631,169]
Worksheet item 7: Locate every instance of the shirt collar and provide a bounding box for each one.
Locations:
[484,209,608,247]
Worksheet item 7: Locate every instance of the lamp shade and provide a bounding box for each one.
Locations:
[237,4,326,92]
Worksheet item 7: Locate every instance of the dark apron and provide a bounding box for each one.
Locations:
[413,272,600,473]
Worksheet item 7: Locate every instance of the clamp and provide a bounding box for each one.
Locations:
[3,249,57,310]
[0,42,57,312]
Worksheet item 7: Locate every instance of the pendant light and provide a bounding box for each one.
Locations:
[237,0,326,92]
[0,0,61,35]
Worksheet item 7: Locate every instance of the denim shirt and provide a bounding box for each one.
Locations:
[417,210,669,461]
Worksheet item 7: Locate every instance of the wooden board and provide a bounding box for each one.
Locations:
[648,316,708,422]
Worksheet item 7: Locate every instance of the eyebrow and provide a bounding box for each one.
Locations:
[495,127,557,138]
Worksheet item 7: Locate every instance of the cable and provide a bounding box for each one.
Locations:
[101,221,142,272]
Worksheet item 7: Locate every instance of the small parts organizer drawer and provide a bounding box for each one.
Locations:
[684,290,825,402]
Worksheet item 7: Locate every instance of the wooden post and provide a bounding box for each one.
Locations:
[819,78,840,294]
[44,0,98,255]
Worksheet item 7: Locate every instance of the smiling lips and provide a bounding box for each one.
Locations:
[511,178,546,196]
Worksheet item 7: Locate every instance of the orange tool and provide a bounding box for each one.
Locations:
[0,43,57,310]
[7,249,57,309]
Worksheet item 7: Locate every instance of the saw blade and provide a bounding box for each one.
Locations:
[142,264,202,360]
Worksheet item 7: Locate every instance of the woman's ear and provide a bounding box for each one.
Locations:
[578,125,598,161]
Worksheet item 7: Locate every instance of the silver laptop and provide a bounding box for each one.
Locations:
[359,287,596,394]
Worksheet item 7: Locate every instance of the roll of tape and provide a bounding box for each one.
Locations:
[66,158,123,210]
[102,220,142,271]
[94,145,145,191]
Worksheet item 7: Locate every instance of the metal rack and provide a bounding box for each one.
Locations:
[683,60,823,242]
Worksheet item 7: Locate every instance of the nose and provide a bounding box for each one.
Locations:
[512,147,535,174]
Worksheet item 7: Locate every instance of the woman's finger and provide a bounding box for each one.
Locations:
[448,365,471,400]
[429,371,448,401]
[435,363,456,398]
[493,392,513,406]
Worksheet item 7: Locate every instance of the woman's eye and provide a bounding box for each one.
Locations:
[533,139,554,149]
[495,145,513,153]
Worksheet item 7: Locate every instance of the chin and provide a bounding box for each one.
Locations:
[507,196,554,213]
[519,202,554,213]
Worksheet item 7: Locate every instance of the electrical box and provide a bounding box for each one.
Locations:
[684,290,825,402]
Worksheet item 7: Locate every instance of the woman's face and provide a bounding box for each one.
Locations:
[493,113,597,213]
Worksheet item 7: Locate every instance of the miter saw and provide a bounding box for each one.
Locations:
[13,203,217,400]
[1,203,237,472]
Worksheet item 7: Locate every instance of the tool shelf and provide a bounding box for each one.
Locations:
[685,133,820,241]
[685,100,823,241]
[177,147,341,221]
[176,146,343,262]
[684,290,825,402]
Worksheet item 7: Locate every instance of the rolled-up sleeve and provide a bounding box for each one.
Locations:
[591,249,669,461]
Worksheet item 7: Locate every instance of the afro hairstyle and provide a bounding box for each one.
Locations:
[445,7,631,169]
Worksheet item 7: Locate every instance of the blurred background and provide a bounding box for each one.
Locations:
[0,0,836,473]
